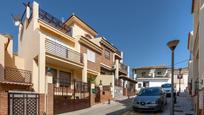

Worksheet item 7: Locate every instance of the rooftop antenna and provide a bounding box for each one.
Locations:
[11,14,21,26]
[11,2,30,26]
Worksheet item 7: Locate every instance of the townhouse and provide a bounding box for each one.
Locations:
[0,1,136,115]
[133,66,188,93]
[188,0,204,115]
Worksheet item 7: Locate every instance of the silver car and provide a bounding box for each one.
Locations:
[132,87,167,112]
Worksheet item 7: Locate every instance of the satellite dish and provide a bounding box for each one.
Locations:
[11,14,21,26]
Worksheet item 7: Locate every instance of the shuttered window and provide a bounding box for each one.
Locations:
[87,49,96,62]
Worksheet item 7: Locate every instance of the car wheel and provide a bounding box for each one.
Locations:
[132,107,137,112]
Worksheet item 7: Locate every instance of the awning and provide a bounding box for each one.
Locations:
[0,81,32,86]
[119,76,137,83]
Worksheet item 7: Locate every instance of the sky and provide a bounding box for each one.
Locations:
[0,0,192,69]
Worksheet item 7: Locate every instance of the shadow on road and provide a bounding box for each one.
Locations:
[106,97,169,115]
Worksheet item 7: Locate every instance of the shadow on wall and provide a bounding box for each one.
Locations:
[0,49,32,92]
[0,64,3,81]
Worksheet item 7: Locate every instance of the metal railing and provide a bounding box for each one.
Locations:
[154,74,169,78]
[54,87,73,96]
[45,39,83,64]
[119,63,128,74]
[136,74,153,78]
[54,80,90,96]
[39,8,71,36]
[4,67,32,83]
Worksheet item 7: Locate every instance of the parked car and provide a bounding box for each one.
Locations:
[161,83,176,103]
[132,87,167,112]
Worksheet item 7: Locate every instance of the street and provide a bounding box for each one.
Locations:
[60,98,170,115]
[60,92,194,115]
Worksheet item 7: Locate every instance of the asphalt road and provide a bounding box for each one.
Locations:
[62,97,174,115]
[106,98,171,115]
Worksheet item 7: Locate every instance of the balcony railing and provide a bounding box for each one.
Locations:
[54,80,90,96]
[154,74,169,78]
[4,67,32,83]
[119,63,128,74]
[39,8,71,36]
[136,74,153,78]
[45,39,83,64]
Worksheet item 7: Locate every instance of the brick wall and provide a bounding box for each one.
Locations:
[90,93,96,106]
[101,45,114,67]
[47,84,53,115]
[123,88,127,96]
[0,92,8,115]
[39,84,54,115]
[80,44,101,72]
[39,94,45,115]
[100,90,112,103]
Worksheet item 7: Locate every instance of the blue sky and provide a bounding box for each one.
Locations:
[0,0,192,68]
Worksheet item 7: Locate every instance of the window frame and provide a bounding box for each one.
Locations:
[87,49,96,62]
[104,48,110,60]
[59,71,71,87]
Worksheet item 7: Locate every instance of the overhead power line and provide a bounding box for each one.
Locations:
[167,59,189,67]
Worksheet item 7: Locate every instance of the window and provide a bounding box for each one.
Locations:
[157,71,162,75]
[143,81,149,87]
[87,49,96,62]
[138,83,142,88]
[104,49,110,59]
[59,71,71,87]
[141,72,146,76]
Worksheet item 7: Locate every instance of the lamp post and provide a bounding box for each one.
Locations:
[167,39,179,115]
[178,68,183,95]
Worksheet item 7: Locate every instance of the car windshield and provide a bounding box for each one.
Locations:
[138,87,161,96]
[161,84,171,88]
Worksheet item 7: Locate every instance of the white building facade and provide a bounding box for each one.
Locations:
[133,66,188,92]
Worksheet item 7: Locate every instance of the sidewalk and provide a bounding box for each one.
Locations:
[59,96,134,115]
[174,92,194,115]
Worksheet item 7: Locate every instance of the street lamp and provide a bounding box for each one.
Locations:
[178,68,183,95]
[167,39,179,115]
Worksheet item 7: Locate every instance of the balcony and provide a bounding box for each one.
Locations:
[4,67,32,84]
[39,8,71,36]
[119,63,128,75]
[45,39,83,64]
[136,74,153,78]
[154,73,169,78]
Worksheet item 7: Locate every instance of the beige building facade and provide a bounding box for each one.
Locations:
[188,0,204,115]
[0,1,136,114]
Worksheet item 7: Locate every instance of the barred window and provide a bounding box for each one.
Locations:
[104,49,110,60]
[59,71,71,87]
